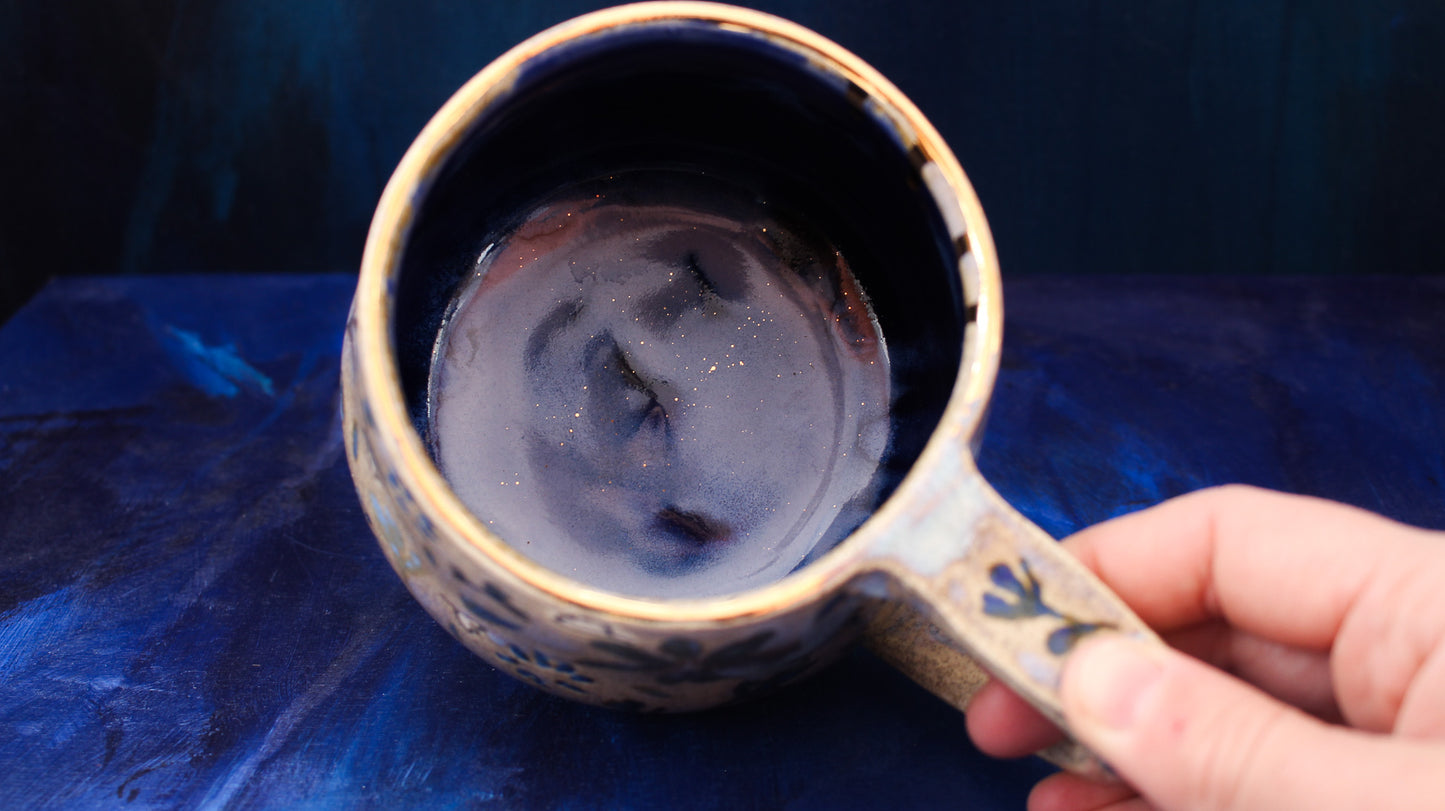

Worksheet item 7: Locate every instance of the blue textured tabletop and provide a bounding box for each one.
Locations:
[2,274,1443,809]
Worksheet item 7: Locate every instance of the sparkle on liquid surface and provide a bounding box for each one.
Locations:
[429,176,890,598]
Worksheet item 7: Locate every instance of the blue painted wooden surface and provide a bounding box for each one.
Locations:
[2,274,1443,808]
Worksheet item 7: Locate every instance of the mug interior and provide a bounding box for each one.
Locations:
[388,18,968,596]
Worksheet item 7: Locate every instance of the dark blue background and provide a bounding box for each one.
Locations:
[6,5,1445,806]
[4,0,1444,322]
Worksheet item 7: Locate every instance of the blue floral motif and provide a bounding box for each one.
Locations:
[1045,622,1110,655]
[578,630,812,699]
[460,595,523,632]
[982,560,1113,654]
[982,561,1048,619]
[494,645,595,693]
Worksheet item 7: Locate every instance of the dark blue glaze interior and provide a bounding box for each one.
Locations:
[392,21,966,515]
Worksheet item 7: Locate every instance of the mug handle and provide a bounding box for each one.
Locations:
[859,446,1163,778]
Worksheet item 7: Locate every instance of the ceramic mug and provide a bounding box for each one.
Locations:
[342,1,1161,776]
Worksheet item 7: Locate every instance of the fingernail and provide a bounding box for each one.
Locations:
[1065,635,1164,731]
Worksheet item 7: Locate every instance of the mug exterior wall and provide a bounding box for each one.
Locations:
[343,322,869,710]
[343,2,998,712]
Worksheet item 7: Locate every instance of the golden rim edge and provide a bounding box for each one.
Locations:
[353,1,1004,623]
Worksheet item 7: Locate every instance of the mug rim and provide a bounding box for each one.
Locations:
[351,0,1003,623]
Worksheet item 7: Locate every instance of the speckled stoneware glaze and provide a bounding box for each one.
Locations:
[343,1,1161,776]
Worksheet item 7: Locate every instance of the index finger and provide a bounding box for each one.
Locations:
[1064,484,1443,650]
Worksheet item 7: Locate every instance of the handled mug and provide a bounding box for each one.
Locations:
[342,1,1161,776]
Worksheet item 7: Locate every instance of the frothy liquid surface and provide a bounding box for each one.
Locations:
[428,176,890,598]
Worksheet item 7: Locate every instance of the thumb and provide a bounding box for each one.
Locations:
[1060,634,1443,811]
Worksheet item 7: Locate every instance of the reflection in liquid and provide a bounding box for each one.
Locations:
[428,174,890,598]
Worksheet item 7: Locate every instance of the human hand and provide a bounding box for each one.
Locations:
[965,485,1445,810]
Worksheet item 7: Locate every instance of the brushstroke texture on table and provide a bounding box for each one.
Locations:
[1,275,1442,809]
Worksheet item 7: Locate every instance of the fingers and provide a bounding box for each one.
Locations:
[965,678,1063,758]
[1165,623,1341,723]
[1064,484,1445,733]
[966,483,1445,807]
[967,625,1341,760]
[965,615,1346,763]
[1062,485,1435,649]
[1027,773,1140,811]
[1062,634,1445,811]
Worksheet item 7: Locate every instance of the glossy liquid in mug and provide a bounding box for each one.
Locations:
[427,172,891,598]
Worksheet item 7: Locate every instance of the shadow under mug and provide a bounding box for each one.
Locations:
[342,1,1160,776]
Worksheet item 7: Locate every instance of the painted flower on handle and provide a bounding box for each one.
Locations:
[982,560,1113,654]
